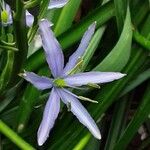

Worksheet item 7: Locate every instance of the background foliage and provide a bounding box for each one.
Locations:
[0,0,150,149]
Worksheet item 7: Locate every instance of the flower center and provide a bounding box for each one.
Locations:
[1,10,9,23]
[53,78,66,88]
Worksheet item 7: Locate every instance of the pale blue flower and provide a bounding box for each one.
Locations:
[0,3,12,26]
[48,0,68,9]
[26,0,69,27]
[0,0,68,27]
[21,19,126,146]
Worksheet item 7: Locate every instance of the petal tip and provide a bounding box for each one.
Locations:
[97,132,101,140]
[93,129,101,140]
[39,19,53,28]
[89,22,96,30]
[120,73,127,78]
[37,138,44,146]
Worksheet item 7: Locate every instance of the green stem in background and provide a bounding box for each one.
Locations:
[24,0,41,9]
[0,32,15,93]
[0,120,35,150]
[133,30,150,51]
[25,1,115,71]
[0,45,18,51]
[0,51,14,92]
[28,0,50,43]
[10,0,28,86]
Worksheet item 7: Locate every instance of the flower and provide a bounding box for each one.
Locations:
[48,0,68,9]
[0,2,33,27]
[0,0,68,27]
[21,19,126,146]
[26,0,69,27]
[0,3,12,26]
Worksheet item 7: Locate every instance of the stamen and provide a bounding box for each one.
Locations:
[67,102,71,111]
[67,57,83,75]
[18,72,26,77]
[87,83,100,89]
[78,96,98,103]
[53,78,66,87]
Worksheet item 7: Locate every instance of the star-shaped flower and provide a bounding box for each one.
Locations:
[21,19,126,146]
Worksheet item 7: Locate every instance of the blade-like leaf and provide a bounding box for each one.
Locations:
[54,0,82,36]
[113,83,150,150]
[94,7,132,72]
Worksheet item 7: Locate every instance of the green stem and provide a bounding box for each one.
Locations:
[10,0,28,86]
[24,0,40,9]
[0,45,18,51]
[28,0,50,43]
[133,30,150,51]
[0,120,35,150]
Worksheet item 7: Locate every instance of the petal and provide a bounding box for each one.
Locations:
[1,3,13,26]
[56,88,101,139]
[64,72,126,86]
[26,11,34,27]
[22,71,52,90]
[63,22,96,74]
[39,19,64,77]
[48,0,68,9]
[6,4,12,23]
[38,88,60,146]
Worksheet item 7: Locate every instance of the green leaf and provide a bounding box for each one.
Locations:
[114,0,127,34]
[113,83,150,150]
[54,0,82,36]
[0,120,35,150]
[120,68,150,97]
[104,97,129,150]
[0,81,22,113]
[94,7,132,72]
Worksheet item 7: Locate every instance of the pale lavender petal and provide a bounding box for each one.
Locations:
[26,11,34,27]
[2,4,13,26]
[39,19,64,77]
[22,71,52,90]
[38,88,60,146]
[48,0,68,9]
[64,72,126,86]
[6,4,12,24]
[63,22,96,74]
[56,88,101,139]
